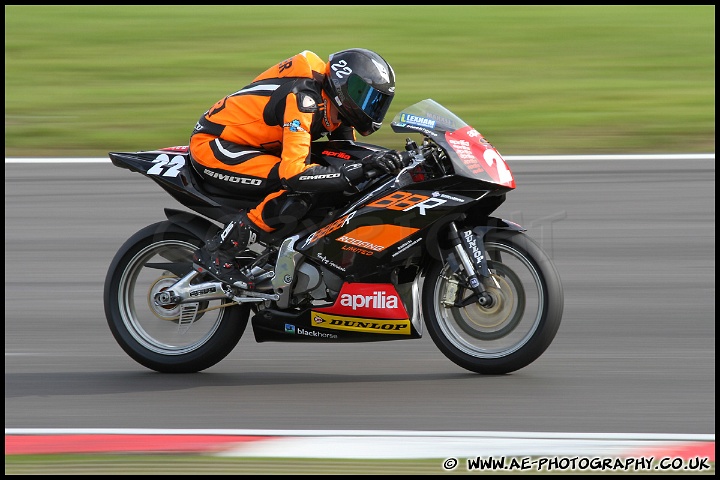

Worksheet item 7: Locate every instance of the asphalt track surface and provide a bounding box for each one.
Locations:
[4,155,715,458]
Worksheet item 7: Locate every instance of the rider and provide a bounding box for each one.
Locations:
[189,48,405,289]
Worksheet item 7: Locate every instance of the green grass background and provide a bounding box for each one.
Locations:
[5,5,714,158]
[3,5,716,472]
[6,454,714,475]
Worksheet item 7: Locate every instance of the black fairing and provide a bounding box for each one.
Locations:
[108,149,259,224]
[251,307,422,343]
[108,139,510,277]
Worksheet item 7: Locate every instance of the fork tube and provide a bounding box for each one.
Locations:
[448,222,487,295]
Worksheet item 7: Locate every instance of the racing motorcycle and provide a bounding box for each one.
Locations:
[104,99,564,375]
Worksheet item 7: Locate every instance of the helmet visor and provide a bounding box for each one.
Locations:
[347,74,393,123]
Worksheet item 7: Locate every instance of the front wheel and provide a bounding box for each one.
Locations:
[422,230,563,374]
[104,221,250,373]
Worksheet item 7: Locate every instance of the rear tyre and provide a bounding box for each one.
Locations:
[104,221,250,373]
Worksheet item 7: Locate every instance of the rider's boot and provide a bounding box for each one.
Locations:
[192,215,261,290]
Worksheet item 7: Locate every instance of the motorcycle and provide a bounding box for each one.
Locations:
[104,99,564,374]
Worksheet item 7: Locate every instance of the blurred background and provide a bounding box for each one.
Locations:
[5,6,715,474]
[4,5,715,158]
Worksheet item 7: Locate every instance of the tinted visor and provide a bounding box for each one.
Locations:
[347,74,392,123]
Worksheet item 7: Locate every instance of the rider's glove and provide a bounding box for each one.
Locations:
[340,150,409,187]
[360,150,406,176]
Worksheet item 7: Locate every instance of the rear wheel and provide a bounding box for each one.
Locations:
[422,230,563,374]
[104,221,250,373]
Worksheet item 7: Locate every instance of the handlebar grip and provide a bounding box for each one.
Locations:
[364,168,379,180]
[399,150,413,167]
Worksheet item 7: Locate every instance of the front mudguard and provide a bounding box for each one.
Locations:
[423,215,525,269]
[470,217,526,235]
[466,219,526,278]
[408,216,526,335]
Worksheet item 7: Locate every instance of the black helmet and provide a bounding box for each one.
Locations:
[324,48,396,136]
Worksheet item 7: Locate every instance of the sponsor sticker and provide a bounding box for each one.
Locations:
[314,283,409,320]
[285,119,306,132]
[399,113,436,129]
[311,312,411,335]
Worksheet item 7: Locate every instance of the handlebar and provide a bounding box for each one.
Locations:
[364,144,422,180]
[399,149,415,167]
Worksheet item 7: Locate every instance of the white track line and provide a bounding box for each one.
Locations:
[5,429,714,459]
[4,153,715,164]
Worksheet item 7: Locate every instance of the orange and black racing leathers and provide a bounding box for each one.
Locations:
[189,50,362,234]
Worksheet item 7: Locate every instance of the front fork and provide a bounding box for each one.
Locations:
[447,222,497,308]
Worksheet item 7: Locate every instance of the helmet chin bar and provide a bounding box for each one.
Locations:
[330,97,343,124]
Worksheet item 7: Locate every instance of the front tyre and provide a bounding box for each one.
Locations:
[423,230,563,374]
[104,221,249,373]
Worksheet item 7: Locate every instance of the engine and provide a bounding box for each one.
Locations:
[291,261,344,304]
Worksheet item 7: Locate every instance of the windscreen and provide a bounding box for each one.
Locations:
[390,99,468,135]
[391,99,515,189]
